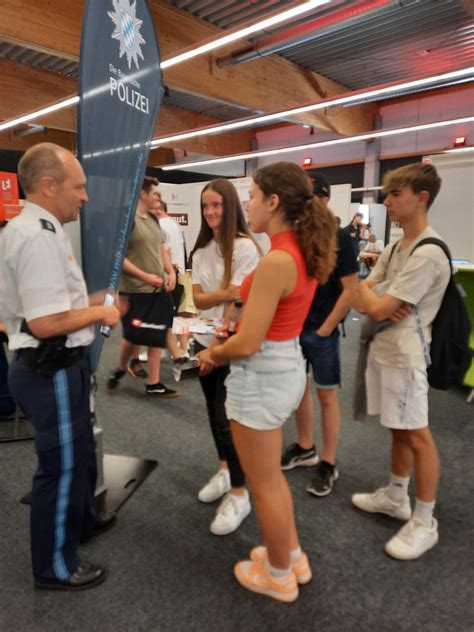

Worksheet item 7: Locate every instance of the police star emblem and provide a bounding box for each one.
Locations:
[108,0,146,70]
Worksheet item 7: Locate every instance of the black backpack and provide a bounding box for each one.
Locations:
[390,237,472,389]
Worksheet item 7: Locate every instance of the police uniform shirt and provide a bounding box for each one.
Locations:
[0,201,94,351]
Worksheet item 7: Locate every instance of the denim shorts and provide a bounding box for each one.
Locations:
[299,328,341,389]
[225,338,306,430]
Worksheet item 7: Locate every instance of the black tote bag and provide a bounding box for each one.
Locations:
[121,290,173,348]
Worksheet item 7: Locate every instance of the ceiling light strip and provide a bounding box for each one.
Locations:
[151,67,473,146]
[0,0,331,133]
[159,116,474,170]
[0,96,80,132]
[160,1,332,69]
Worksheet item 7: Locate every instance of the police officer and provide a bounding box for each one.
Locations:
[0,143,120,591]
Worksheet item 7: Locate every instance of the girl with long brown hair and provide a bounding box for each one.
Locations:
[198,162,336,602]
[191,178,260,536]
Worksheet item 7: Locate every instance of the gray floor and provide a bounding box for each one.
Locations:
[1,315,473,632]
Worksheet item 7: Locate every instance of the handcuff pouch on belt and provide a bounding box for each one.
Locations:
[19,320,76,377]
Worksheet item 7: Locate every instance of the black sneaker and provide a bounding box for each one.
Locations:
[146,382,179,398]
[281,443,319,470]
[306,460,339,497]
[107,368,126,391]
[127,359,148,379]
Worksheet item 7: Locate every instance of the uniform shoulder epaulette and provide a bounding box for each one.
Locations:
[40,218,56,233]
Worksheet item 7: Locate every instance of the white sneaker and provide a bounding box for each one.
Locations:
[198,469,231,503]
[385,517,439,560]
[352,487,412,521]
[210,492,251,536]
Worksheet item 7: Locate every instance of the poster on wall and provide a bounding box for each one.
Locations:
[0,172,20,222]
[77,0,164,371]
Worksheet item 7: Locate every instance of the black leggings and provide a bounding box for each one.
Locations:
[195,342,245,489]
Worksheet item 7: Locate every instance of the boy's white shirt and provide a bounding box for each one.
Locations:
[368,226,450,369]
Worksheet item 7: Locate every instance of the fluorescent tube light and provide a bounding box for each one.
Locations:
[159,116,474,170]
[160,1,332,69]
[151,67,473,147]
[0,96,80,132]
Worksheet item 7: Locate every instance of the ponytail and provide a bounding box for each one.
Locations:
[296,197,337,283]
[253,161,337,283]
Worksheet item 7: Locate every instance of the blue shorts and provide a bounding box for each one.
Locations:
[225,338,306,430]
[299,328,341,389]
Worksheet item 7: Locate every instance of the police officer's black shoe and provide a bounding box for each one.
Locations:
[34,563,107,591]
[81,511,117,543]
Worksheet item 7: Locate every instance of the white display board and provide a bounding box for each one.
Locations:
[328,184,352,226]
[429,151,474,262]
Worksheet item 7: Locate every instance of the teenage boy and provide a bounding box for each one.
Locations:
[281,174,359,495]
[107,176,178,397]
[351,163,450,560]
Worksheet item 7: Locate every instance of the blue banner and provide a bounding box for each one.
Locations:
[78,0,163,371]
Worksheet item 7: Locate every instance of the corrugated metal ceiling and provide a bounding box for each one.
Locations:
[1,1,471,126]
[169,0,473,89]
[0,43,269,122]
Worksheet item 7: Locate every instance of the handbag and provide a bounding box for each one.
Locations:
[121,290,173,347]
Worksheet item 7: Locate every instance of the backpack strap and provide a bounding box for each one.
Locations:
[387,239,400,263]
[410,237,453,272]
[409,237,453,368]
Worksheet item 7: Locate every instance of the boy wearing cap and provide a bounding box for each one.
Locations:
[281,174,359,496]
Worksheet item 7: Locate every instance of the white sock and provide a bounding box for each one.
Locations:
[290,547,302,562]
[413,498,435,527]
[386,474,410,502]
[264,560,291,578]
[230,489,248,503]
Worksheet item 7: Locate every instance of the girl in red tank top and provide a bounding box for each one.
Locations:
[197,162,336,603]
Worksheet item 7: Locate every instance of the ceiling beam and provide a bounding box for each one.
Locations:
[0,0,376,134]
[0,60,254,155]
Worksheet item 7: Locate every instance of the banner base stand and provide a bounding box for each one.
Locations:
[96,454,158,514]
[21,454,158,511]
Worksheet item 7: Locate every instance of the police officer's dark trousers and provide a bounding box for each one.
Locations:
[8,354,97,582]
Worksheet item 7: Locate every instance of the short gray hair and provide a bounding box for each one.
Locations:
[18,142,67,194]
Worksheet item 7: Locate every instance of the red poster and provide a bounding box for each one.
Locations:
[0,172,19,205]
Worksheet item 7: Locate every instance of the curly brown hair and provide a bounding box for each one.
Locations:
[253,162,337,283]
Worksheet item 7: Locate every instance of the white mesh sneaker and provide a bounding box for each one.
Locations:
[351,487,412,521]
[210,492,251,536]
[198,469,231,503]
[385,517,439,560]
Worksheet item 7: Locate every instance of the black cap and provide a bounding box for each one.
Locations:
[312,173,330,199]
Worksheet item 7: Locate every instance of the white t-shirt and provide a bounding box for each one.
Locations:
[368,226,451,368]
[159,216,186,273]
[364,239,384,253]
[192,237,260,347]
[0,202,94,350]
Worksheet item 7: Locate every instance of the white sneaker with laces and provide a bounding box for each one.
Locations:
[210,492,251,536]
[198,469,231,503]
[352,487,412,521]
[385,517,439,560]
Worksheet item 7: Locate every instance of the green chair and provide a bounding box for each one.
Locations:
[455,267,474,403]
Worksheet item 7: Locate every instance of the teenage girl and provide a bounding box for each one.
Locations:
[198,163,336,602]
[191,179,260,536]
